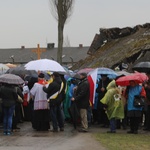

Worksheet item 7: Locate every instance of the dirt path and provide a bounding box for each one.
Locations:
[0,122,107,150]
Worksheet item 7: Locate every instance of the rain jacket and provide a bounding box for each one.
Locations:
[126,85,146,111]
[100,80,124,120]
[63,78,74,119]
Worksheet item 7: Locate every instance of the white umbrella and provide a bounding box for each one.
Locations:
[25,59,66,73]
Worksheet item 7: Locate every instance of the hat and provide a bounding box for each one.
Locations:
[79,72,87,78]
[38,73,44,78]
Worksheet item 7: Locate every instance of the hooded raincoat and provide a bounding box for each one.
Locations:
[100,80,124,120]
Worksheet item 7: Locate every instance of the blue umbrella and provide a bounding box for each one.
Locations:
[97,67,118,79]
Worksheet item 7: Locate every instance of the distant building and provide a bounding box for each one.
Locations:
[0,44,89,68]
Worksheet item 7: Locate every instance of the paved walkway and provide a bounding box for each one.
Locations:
[0,122,107,150]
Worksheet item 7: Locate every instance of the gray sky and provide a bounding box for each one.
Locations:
[0,0,149,48]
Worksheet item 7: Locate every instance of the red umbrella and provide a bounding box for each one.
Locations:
[116,72,148,86]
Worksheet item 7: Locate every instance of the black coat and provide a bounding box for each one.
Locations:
[74,78,90,109]
[43,77,62,106]
[96,77,112,100]
[0,84,18,107]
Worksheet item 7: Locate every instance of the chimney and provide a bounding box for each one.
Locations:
[21,46,25,49]
[79,44,83,48]
[47,43,55,49]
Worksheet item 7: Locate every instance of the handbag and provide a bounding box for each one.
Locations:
[133,95,145,107]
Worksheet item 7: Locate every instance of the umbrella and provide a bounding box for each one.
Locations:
[0,64,9,74]
[88,67,118,79]
[25,59,66,73]
[69,72,80,79]
[116,72,148,86]
[77,68,94,74]
[68,102,80,129]
[0,74,24,85]
[97,67,118,76]
[132,61,150,73]
[5,63,17,68]
[6,66,38,77]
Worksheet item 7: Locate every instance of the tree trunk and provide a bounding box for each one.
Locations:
[57,21,64,65]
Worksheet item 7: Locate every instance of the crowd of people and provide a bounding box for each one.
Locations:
[0,69,150,135]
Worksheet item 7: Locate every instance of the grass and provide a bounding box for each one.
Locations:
[94,132,150,150]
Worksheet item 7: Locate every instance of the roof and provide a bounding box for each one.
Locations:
[72,25,150,71]
[0,46,89,67]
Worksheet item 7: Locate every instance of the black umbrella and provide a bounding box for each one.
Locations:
[0,74,24,85]
[6,66,37,77]
[68,102,80,129]
[132,61,150,73]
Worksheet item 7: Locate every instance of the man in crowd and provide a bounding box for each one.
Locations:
[43,72,64,132]
[96,74,112,127]
[71,73,90,132]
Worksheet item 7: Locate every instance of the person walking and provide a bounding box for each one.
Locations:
[71,73,90,132]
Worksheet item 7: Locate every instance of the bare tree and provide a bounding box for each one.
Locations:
[49,0,75,64]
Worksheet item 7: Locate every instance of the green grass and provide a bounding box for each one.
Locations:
[94,132,150,150]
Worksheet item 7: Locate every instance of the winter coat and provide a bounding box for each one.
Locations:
[0,84,18,107]
[74,78,90,109]
[96,77,112,100]
[43,76,62,106]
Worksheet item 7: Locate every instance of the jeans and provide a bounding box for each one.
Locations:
[50,104,64,130]
[110,118,116,131]
[3,105,15,132]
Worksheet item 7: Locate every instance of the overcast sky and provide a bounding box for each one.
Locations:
[0,0,149,48]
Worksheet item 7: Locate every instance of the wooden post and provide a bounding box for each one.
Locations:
[32,44,46,60]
